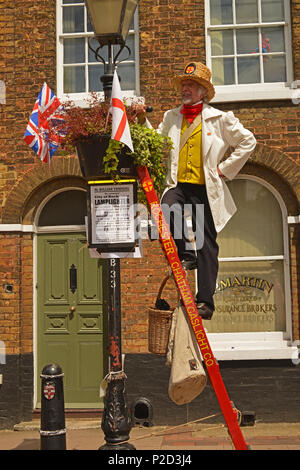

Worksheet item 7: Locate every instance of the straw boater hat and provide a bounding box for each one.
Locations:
[174,62,215,102]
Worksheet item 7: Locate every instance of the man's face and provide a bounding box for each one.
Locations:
[181,80,206,105]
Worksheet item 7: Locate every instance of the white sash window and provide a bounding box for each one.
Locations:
[206,0,295,102]
[56,0,140,103]
[206,176,297,360]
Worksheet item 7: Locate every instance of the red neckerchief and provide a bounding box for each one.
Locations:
[180,102,203,124]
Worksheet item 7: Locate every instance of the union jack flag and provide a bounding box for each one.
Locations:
[24,83,64,163]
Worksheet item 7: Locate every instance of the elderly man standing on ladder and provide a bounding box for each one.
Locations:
[138,61,256,321]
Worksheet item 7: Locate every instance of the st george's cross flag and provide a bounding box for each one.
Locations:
[110,70,134,152]
[24,83,63,164]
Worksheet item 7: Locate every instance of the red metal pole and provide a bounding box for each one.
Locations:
[137,165,249,451]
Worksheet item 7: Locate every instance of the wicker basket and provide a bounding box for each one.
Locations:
[148,275,178,356]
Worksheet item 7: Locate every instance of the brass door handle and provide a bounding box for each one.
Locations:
[69,306,76,318]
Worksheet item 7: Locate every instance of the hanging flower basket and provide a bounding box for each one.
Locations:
[75,134,137,180]
[49,93,173,196]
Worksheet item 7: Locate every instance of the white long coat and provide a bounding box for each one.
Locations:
[150,103,256,232]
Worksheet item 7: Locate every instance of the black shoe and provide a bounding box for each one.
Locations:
[181,259,197,271]
[196,303,214,320]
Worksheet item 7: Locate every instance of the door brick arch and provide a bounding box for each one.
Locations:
[1,156,84,224]
[246,143,300,212]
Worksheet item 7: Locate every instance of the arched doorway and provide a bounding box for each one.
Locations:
[206,176,295,359]
[35,189,108,409]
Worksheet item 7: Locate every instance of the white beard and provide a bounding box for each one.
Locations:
[182,97,193,104]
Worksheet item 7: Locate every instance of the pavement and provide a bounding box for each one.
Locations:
[1,418,300,451]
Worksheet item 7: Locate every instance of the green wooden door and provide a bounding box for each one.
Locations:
[37,233,108,408]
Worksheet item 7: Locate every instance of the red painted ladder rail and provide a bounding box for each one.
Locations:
[137,165,249,451]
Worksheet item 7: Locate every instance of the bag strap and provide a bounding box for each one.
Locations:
[156,274,180,308]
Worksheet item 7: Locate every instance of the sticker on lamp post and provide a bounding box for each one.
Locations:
[88,182,138,253]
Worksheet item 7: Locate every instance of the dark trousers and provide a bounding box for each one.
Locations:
[161,183,219,311]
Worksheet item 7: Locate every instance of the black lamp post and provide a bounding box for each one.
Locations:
[84,0,138,451]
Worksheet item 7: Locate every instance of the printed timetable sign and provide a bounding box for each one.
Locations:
[87,182,137,252]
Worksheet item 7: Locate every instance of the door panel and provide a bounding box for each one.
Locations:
[78,242,102,303]
[37,233,108,408]
[45,239,69,305]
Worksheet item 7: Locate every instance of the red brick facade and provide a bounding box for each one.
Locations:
[0,0,299,426]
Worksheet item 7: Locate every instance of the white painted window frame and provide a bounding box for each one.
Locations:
[205,0,295,103]
[56,0,140,106]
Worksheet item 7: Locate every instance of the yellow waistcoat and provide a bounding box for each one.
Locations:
[177,117,205,185]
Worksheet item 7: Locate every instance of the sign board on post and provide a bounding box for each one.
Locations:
[87,180,139,254]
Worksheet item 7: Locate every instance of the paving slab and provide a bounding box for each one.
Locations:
[0,420,299,451]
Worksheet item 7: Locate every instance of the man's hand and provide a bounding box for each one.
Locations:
[133,104,147,124]
[217,167,225,178]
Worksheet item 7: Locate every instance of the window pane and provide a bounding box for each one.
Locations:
[87,10,93,32]
[88,38,109,62]
[237,56,260,83]
[88,40,134,63]
[236,0,258,23]
[63,0,83,4]
[88,64,104,92]
[210,0,233,25]
[64,66,85,93]
[236,28,258,54]
[63,6,84,33]
[264,55,286,82]
[116,63,135,90]
[38,190,87,226]
[212,57,234,85]
[211,30,234,55]
[117,35,135,61]
[63,38,85,64]
[262,27,285,53]
[261,0,284,22]
[218,180,284,257]
[206,260,286,333]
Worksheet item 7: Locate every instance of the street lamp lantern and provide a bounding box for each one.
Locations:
[86,0,138,46]
[85,0,138,99]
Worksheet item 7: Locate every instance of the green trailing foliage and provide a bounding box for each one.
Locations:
[105,123,173,199]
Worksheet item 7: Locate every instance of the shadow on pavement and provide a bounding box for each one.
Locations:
[12,439,40,450]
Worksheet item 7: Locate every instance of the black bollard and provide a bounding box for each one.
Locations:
[40,363,66,450]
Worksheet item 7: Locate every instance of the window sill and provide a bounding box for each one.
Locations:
[59,90,139,107]
[211,84,298,104]
[207,332,298,361]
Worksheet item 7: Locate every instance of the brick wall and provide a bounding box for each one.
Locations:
[0,0,56,220]
[139,0,206,122]
[0,232,33,356]
[121,241,196,352]
[125,355,300,426]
